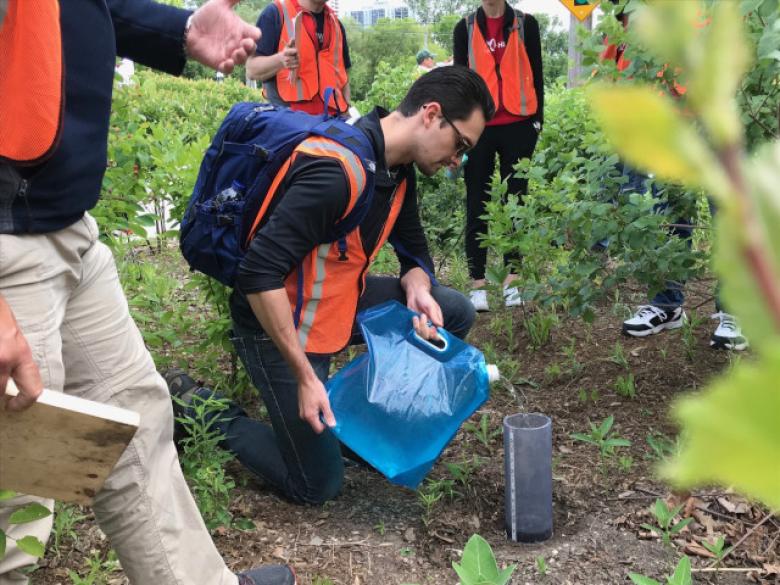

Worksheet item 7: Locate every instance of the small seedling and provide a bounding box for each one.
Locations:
[571,415,632,460]
[417,483,444,525]
[524,309,558,350]
[399,546,415,558]
[463,413,501,448]
[373,520,386,536]
[614,373,636,398]
[646,432,677,461]
[578,388,600,404]
[453,534,515,585]
[679,311,705,362]
[52,502,87,557]
[536,555,549,576]
[618,455,634,472]
[641,499,693,546]
[609,342,630,370]
[629,555,692,585]
[702,536,731,578]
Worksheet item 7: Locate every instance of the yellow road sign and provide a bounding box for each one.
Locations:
[559,0,600,21]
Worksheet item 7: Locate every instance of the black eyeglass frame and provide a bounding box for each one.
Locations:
[439,110,473,157]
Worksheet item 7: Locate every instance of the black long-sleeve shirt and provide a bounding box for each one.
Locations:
[453,8,544,127]
[230,108,434,326]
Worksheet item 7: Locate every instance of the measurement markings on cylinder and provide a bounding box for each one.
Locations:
[508,430,517,541]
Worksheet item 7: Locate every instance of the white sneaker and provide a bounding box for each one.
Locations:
[710,312,748,351]
[622,304,685,337]
[469,289,489,312]
[503,286,525,308]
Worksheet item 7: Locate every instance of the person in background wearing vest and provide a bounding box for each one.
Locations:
[246,0,351,115]
[165,67,495,506]
[0,1,296,584]
[600,2,748,351]
[453,0,544,313]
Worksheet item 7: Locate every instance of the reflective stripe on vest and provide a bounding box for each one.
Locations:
[272,0,348,113]
[287,179,408,354]
[466,11,537,117]
[0,0,63,164]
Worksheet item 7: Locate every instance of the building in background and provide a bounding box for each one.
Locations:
[345,0,411,26]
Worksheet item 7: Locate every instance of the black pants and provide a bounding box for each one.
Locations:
[464,118,539,280]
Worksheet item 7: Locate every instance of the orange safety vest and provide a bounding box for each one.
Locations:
[272,0,348,113]
[0,0,64,165]
[246,137,406,354]
[465,10,537,117]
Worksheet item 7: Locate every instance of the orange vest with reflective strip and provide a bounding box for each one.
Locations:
[246,136,406,354]
[466,10,537,117]
[272,0,348,114]
[0,0,64,164]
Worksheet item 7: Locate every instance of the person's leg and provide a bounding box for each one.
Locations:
[0,227,73,584]
[52,215,239,585]
[356,276,476,340]
[496,119,538,277]
[209,319,343,505]
[463,125,499,285]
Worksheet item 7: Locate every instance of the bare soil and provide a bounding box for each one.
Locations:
[33,280,779,585]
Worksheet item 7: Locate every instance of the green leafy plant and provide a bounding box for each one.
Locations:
[0,496,52,561]
[702,536,731,578]
[463,413,500,448]
[609,341,630,370]
[641,499,693,546]
[571,415,632,461]
[523,309,559,350]
[51,503,87,558]
[587,0,780,508]
[67,549,121,585]
[618,455,634,473]
[646,432,678,461]
[536,555,549,576]
[614,373,637,399]
[629,555,692,585]
[176,393,239,532]
[452,534,515,585]
[417,482,444,526]
[678,310,705,363]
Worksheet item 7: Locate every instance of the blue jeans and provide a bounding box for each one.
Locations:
[600,164,694,310]
[197,276,476,505]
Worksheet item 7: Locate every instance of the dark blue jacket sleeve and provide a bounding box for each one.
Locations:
[256,4,282,56]
[108,0,191,75]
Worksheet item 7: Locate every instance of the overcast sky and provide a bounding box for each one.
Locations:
[518,0,572,26]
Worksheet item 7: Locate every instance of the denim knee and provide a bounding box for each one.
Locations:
[288,463,344,505]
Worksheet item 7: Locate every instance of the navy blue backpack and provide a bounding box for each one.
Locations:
[180,98,376,287]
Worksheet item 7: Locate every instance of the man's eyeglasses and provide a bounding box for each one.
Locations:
[440,110,473,157]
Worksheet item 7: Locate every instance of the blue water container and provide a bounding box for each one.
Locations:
[326,300,495,489]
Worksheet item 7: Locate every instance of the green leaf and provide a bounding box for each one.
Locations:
[587,85,723,192]
[629,574,661,585]
[9,503,52,525]
[688,1,751,146]
[453,535,501,585]
[669,556,692,585]
[496,564,516,585]
[716,142,780,352]
[0,490,15,501]
[0,529,6,559]
[15,536,45,558]
[663,342,780,509]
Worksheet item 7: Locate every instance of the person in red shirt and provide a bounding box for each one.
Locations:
[453,0,544,312]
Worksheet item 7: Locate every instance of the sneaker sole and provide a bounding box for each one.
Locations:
[710,337,748,351]
[622,318,685,337]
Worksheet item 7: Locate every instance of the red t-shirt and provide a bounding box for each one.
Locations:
[484,15,526,126]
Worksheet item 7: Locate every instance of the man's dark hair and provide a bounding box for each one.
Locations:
[397,66,495,123]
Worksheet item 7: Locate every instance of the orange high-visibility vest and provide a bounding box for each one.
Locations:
[272,0,348,113]
[465,10,537,117]
[246,136,406,354]
[0,0,64,164]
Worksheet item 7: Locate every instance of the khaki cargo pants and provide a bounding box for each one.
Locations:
[0,214,237,585]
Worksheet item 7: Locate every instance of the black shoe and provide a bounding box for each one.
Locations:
[622,304,685,337]
[162,368,199,444]
[238,565,297,585]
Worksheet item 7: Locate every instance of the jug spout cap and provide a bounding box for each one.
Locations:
[486,364,500,383]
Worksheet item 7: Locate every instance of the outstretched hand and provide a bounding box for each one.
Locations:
[186,0,262,74]
[0,296,43,412]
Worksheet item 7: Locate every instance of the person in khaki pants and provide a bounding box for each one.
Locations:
[0,1,293,584]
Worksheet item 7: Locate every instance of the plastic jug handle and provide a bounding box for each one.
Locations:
[407,326,456,360]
